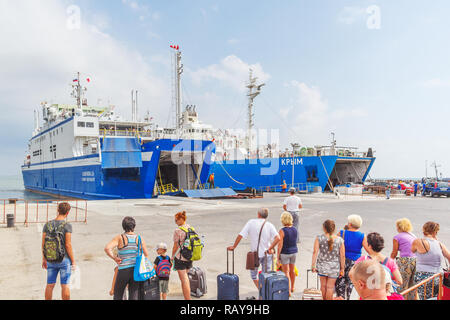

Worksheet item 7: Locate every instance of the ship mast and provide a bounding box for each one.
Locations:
[170,45,183,137]
[71,72,86,110]
[246,69,265,157]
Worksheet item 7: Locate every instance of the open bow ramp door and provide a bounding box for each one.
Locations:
[101,137,142,169]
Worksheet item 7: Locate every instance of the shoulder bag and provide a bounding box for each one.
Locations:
[246,220,267,270]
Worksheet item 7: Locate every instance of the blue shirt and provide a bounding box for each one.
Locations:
[340,230,364,261]
[280,227,298,255]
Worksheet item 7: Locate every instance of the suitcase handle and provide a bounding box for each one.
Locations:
[227,249,235,275]
[263,252,275,273]
[307,269,319,289]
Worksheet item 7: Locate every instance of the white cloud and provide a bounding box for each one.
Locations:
[0,0,170,165]
[189,55,270,92]
[279,81,367,143]
[337,6,366,25]
[122,0,161,22]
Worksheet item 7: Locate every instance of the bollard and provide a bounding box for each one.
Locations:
[6,214,15,228]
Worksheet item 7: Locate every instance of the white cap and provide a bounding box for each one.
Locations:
[156,242,167,250]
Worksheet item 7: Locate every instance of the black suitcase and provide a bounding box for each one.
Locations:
[217,249,239,300]
[139,277,160,300]
[188,266,207,297]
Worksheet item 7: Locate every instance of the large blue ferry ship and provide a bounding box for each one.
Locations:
[22,48,375,199]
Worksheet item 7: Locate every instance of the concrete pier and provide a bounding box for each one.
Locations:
[0,193,448,300]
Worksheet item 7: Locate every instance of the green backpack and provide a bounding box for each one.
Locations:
[43,221,67,263]
[179,226,203,261]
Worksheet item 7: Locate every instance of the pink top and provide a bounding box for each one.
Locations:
[387,293,405,300]
[173,224,191,262]
[356,255,399,278]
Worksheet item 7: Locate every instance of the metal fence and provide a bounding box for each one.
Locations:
[400,273,443,300]
[256,183,317,193]
[0,199,88,227]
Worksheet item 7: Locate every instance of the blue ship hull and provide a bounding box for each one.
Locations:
[22,139,215,200]
[210,156,376,191]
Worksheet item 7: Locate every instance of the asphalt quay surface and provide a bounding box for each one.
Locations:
[0,192,448,300]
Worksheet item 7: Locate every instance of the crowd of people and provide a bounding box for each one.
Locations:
[40,188,450,301]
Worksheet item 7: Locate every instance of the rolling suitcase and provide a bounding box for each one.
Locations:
[217,249,240,300]
[139,277,160,300]
[258,254,289,300]
[302,269,322,300]
[441,271,450,300]
[188,266,207,298]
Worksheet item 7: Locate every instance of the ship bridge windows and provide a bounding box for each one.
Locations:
[78,121,86,128]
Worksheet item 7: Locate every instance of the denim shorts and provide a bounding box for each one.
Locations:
[280,253,297,265]
[47,257,72,285]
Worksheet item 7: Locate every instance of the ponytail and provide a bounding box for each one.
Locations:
[323,220,336,252]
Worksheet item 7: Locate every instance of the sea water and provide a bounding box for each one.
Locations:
[0,174,55,200]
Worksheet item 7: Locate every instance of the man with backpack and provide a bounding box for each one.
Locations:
[41,202,75,300]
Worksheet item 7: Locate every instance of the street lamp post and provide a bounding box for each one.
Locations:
[291,143,300,189]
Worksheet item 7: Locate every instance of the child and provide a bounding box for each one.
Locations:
[154,243,172,300]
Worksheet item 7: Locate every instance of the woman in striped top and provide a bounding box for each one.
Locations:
[105,216,149,300]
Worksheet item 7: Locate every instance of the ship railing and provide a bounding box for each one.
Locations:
[101,129,153,138]
[400,272,444,300]
[0,199,88,227]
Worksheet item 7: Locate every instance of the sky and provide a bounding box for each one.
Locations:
[1,0,449,179]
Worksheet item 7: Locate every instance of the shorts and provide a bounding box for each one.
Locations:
[159,279,169,294]
[47,257,72,285]
[318,273,338,279]
[174,258,192,271]
[250,255,273,281]
[280,253,297,265]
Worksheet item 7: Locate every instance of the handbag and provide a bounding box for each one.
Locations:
[246,220,267,270]
[134,235,156,282]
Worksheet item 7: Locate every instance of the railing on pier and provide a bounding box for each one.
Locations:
[0,199,88,227]
[400,273,443,300]
[157,184,179,195]
[257,183,317,194]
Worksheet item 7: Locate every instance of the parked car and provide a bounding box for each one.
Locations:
[423,182,450,197]
[365,181,388,193]
[399,183,414,193]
